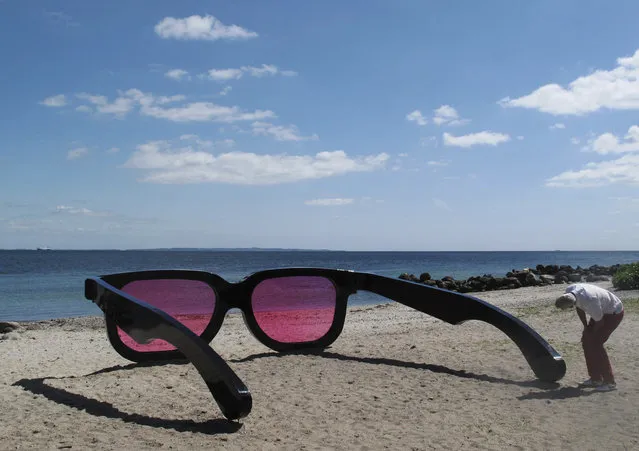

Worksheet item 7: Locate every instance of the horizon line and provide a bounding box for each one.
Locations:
[1,247,638,253]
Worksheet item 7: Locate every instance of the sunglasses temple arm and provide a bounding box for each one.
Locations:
[353,272,566,382]
[85,279,252,421]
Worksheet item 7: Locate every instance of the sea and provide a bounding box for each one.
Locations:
[1,250,638,322]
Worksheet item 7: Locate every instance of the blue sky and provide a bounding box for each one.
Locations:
[1,0,639,251]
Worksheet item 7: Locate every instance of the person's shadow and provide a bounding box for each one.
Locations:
[12,360,243,435]
[517,386,600,400]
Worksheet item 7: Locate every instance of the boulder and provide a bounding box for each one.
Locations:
[0,322,21,334]
[419,272,431,282]
[465,276,487,292]
[540,264,559,275]
[540,274,555,285]
[588,265,607,276]
[525,272,541,286]
[568,273,582,282]
[586,274,609,282]
[489,277,500,288]
[399,273,419,283]
[559,265,574,274]
[505,277,522,289]
[443,280,459,291]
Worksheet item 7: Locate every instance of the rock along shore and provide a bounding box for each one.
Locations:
[398,263,622,293]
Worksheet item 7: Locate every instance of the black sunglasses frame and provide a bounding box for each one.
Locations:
[89,267,566,384]
[84,277,252,421]
[97,268,354,363]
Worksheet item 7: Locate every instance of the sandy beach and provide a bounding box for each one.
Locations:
[2,281,638,450]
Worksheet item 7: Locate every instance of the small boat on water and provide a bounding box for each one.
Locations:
[36,247,52,251]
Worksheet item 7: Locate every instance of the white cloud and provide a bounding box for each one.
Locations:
[76,93,108,105]
[179,134,235,148]
[165,69,190,81]
[106,147,120,154]
[76,105,91,113]
[40,94,67,107]
[55,205,109,217]
[443,131,510,148]
[242,64,297,78]
[141,102,275,123]
[499,48,639,115]
[585,125,639,154]
[154,15,258,41]
[179,134,200,141]
[207,68,244,81]
[550,123,566,130]
[545,153,639,187]
[251,122,318,142]
[427,160,449,166]
[76,91,139,117]
[571,137,581,145]
[219,86,232,96]
[552,126,639,189]
[73,88,271,123]
[398,153,408,157]
[67,148,88,160]
[406,110,427,126]
[516,136,525,141]
[433,198,452,211]
[153,94,187,105]
[204,64,297,82]
[241,64,278,77]
[123,138,389,185]
[433,105,468,126]
[305,198,354,206]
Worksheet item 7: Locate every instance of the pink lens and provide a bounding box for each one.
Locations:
[251,276,337,343]
[119,279,216,352]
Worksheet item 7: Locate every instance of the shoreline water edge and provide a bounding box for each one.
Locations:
[1,262,634,328]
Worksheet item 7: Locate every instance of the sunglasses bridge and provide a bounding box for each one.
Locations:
[210,273,360,311]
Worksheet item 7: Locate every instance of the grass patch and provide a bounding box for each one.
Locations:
[613,262,639,290]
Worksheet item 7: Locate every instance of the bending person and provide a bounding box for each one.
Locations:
[555,283,624,392]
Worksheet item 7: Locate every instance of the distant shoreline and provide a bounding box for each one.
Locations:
[2,248,639,253]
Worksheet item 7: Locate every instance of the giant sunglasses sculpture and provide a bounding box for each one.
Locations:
[85,267,567,421]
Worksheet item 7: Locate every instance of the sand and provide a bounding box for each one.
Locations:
[1,281,638,450]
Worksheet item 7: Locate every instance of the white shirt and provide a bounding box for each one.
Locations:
[565,283,624,322]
